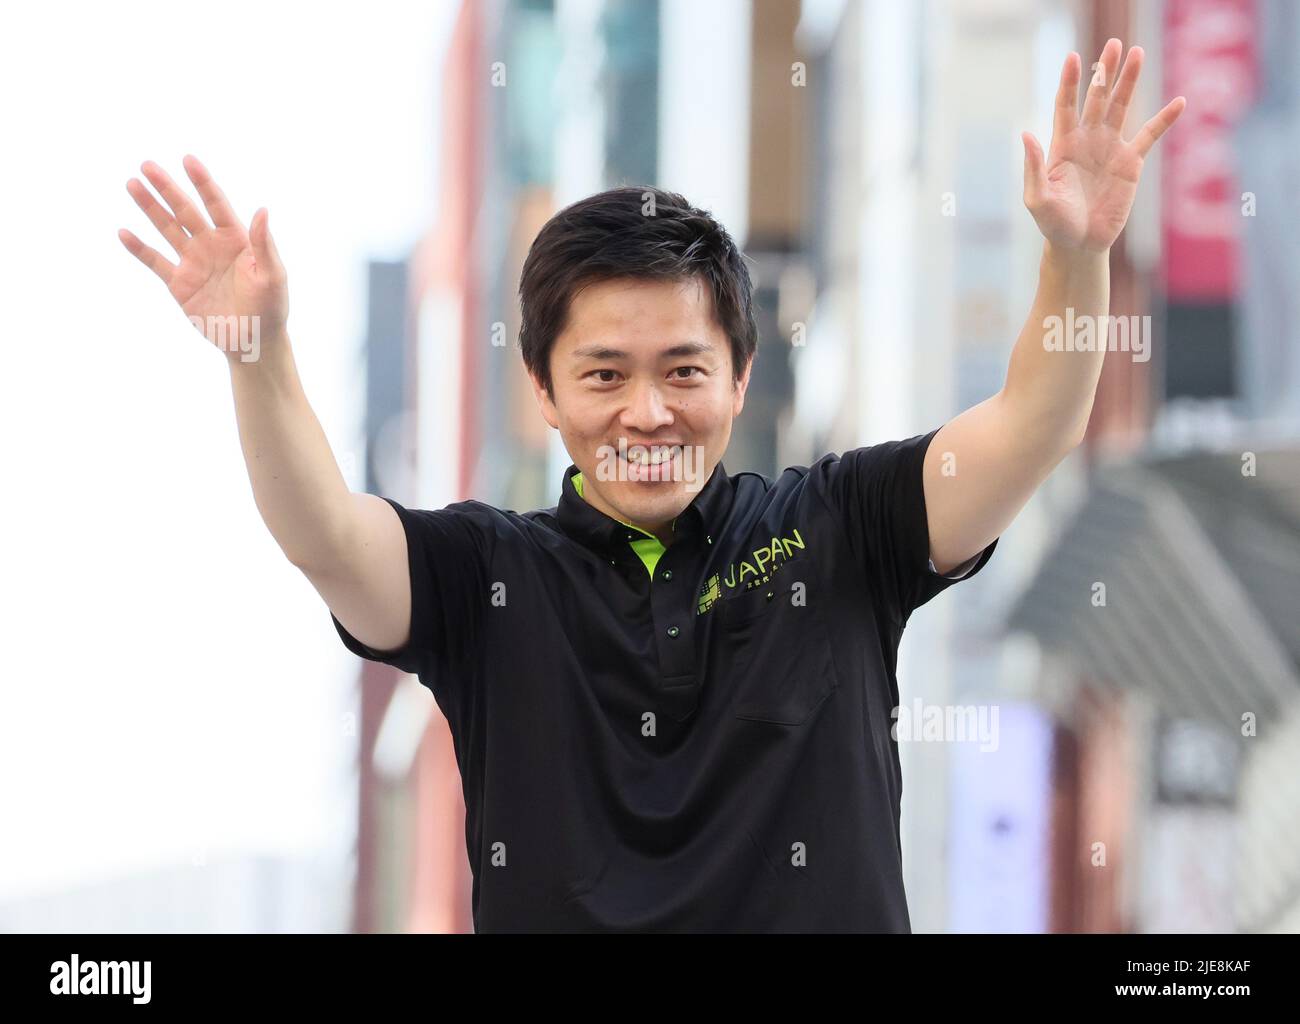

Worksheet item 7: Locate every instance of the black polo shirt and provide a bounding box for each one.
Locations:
[331,427,997,932]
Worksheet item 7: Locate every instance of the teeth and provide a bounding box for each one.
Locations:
[623,445,680,466]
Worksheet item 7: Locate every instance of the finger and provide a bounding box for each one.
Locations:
[1131,96,1187,158]
[249,208,284,278]
[1104,45,1144,133]
[1053,51,1081,140]
[1022,131,1048,212]
[1081,38,1122,126]
[126,177,190,257]
[140,160,209,236]
[118,227,177,286]
[182,154,243,230]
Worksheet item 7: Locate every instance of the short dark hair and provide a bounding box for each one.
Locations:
[518,186,757,398]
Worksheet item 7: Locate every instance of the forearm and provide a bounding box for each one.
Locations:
[227,337,357,570]
[923,39,1181,572]
[999,239,1111,453]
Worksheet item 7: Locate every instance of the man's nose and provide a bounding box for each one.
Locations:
[620,380,674,432]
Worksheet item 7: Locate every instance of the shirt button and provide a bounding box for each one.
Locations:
[661,570,673,581]
[666,625,680,638]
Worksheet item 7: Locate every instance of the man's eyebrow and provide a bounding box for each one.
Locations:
[570,340,717,360]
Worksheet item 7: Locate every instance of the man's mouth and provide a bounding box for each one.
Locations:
[618,443,683,482]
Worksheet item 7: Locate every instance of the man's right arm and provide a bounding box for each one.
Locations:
[228,336,412,653]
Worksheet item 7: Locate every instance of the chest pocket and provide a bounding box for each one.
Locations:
[713,577,839,726]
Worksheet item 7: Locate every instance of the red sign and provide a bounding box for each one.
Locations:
[1161,0,1256,301]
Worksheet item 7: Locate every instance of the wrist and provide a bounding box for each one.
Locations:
[226,332,299,398]
[1041,240,1111,297]
[225,327,291,370]
[1042,237,1110,272]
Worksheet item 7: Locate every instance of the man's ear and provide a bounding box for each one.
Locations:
[731,352,754,418]
[529,371,560,430]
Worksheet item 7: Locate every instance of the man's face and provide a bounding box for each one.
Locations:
[531,275,752,541]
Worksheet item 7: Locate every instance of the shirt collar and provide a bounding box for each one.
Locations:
[557,458,734,554]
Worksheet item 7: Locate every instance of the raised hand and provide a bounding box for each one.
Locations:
[1022,39,1186,253]
[119,156,289,359]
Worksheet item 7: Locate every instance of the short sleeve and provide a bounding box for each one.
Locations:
[330,496,491,700]
[807,428,997,626]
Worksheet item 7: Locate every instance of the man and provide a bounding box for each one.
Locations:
[120,39,1183,932]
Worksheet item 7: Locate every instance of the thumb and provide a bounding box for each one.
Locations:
[250,207,284,278]
[1021,131,1047,211]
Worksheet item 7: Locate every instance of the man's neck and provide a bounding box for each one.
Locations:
[572,470,676,548]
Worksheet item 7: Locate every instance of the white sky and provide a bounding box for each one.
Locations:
[0,0,459,908]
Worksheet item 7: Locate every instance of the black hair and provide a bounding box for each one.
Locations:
[518,185,757,397]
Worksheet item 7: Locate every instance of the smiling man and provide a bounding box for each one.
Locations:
[122,39,1182,932]
[530,268,748,548]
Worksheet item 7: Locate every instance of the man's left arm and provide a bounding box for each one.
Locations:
[923,38,1186,575]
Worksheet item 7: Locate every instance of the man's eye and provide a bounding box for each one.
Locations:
[589,370,619,384]
[672,366,703,380]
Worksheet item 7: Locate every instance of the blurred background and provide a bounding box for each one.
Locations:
[1,0,1296,933]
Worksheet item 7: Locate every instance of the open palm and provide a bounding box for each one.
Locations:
[119,155,288,354]
[1023,39,1186,253]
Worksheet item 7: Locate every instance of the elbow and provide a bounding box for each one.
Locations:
[284,540,345,577]
[284,548,320,575]
[1067,413,1091,454]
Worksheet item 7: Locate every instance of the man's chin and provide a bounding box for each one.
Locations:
[607,480,690,525]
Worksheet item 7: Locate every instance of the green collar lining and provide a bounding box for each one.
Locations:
[571,470,666,578]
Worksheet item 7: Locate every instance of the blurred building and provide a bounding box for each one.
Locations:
[0,856,346,932]
[348,0,491,933]
[1006,0,1300,934]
